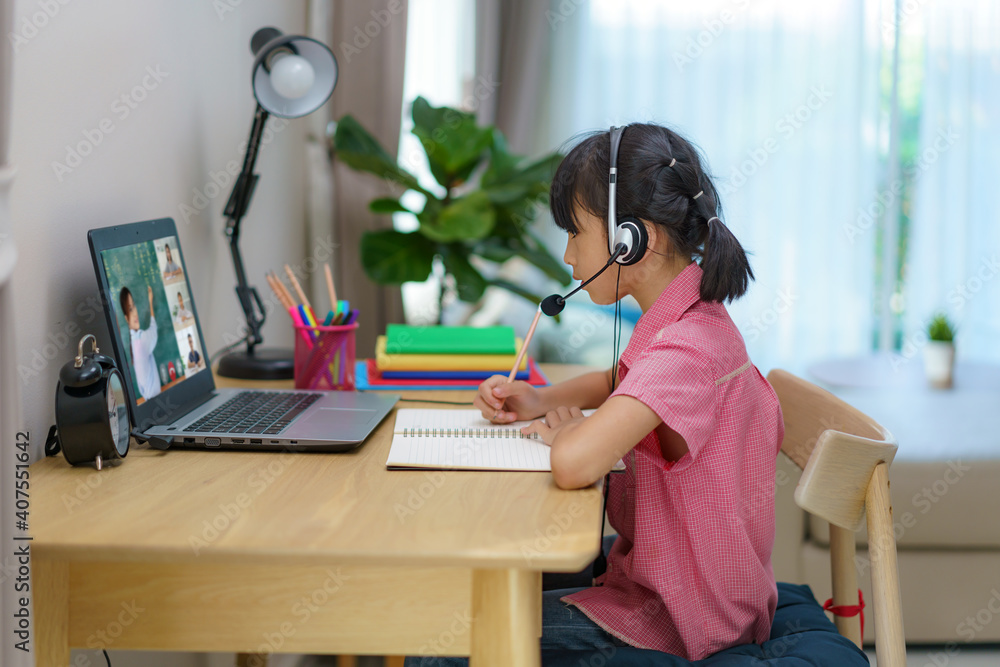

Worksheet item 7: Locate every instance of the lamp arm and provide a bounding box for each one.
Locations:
[223,104,271,351]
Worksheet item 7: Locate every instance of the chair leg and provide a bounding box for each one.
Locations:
[829,523,862,647]
[866,462,906,667]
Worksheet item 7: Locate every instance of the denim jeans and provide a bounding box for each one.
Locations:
[403,536,627,666]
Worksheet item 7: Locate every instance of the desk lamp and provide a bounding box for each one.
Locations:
[216,27,338,379]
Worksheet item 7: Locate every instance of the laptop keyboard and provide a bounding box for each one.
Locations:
[184,391,322,435]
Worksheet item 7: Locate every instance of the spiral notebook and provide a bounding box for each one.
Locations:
[386,409,624,472]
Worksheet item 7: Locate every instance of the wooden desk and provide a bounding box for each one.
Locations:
[30,364,602,666]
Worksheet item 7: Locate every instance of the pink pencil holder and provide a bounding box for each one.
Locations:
[293,322,358,391]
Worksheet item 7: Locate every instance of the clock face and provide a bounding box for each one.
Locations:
[107,371,130,456]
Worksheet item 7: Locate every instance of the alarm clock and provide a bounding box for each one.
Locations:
[54,334,132,470]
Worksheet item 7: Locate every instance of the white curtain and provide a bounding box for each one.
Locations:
[902,0,1000,363]
[538,0,886,374]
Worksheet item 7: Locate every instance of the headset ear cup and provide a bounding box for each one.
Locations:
[615,217,648,265]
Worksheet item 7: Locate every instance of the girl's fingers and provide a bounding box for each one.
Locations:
[569,406,584,418]
[521,418,548,435]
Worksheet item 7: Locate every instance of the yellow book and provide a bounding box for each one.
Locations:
[376,336,528,372]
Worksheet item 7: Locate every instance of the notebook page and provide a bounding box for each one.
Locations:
[385,434,552,471]
[387,408,623,472]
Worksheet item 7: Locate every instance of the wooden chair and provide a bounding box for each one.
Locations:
[767,369,906,667]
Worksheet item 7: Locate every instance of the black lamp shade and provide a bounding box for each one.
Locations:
[251,30,337,118]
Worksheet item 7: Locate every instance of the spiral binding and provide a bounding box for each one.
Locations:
[401,427,539,440]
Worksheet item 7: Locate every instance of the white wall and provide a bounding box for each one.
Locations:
[7,1,311,665]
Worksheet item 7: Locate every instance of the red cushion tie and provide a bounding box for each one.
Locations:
[823,589,865,642]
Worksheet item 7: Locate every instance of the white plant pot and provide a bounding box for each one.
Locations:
[923,341,955,389]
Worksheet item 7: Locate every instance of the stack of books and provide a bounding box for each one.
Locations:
[356,324,549,390]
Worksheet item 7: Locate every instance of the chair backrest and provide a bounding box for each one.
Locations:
[767,369,906,667]
[767,369,896,531]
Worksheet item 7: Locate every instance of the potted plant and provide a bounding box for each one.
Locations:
[924,313,955,389]
[332,96,571,324]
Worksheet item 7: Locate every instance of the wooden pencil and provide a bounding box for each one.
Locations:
[324,263,338,312]
[284,264,312,311]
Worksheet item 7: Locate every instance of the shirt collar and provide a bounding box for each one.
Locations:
[620,262,703,368]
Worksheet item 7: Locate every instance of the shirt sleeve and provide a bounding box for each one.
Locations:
[139,321,158,354]
[612,334,717,463]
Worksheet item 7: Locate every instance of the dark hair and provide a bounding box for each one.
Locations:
[550,123,753,303]
[119,287,133,315]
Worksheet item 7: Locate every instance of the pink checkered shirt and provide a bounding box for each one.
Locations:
[561,262,784,660]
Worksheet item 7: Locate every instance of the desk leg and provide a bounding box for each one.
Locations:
[236,654,268,667]
[32,554,69,667]
[471,569,539,667]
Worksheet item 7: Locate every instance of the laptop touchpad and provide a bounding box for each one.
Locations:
[291,407,378,439]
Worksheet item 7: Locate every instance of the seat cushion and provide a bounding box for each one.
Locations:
[541,583,868,666]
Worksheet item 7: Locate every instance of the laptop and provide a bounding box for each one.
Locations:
[88,217,398,452]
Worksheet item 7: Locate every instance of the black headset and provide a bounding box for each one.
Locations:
[608,125,648,266]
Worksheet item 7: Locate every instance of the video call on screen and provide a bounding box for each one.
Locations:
[102,235,205,405]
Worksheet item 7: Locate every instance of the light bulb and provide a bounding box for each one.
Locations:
[270,54,315,99]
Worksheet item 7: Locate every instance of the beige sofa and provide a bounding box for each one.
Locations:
[772,382,1000,645]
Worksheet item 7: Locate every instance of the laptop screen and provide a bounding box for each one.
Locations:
[100,234,207,406]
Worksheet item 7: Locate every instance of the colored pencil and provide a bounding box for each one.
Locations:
[284,264,312,311]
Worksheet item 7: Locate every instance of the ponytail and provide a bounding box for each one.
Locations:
[699,215,754,302]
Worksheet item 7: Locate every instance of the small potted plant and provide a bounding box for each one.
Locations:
[924,314,955,389]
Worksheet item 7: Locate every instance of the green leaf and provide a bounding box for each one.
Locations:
[369,198,411,214]
[359,229,435,284]
[334,115,426,194]
[472,237,520,264]
[483,150,562,192]
[411,97,493,188]
[418,191,496,243]
[441,246,488,302]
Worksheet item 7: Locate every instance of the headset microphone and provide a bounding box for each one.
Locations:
[540,243,626,317]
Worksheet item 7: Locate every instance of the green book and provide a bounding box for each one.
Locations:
[385,324,517,355]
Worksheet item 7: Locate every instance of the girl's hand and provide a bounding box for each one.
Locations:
[474,376,543,423]
[522,406,586,445]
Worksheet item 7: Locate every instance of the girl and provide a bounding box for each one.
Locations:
[463,123,785,662]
